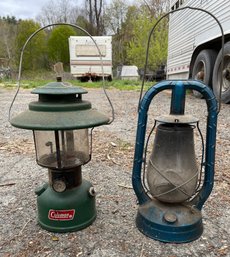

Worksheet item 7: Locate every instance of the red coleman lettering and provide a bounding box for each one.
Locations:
[48,209,75,221]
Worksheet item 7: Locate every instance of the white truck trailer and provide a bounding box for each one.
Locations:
[69,36,112,81]
[167,0,230,103]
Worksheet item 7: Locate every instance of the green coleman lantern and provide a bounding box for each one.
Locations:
[10,80,109,232]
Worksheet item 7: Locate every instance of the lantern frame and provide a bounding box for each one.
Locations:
[9,23,113,232]
[10,80,110,232]
[132,6,223,243]
[132,80,218,243]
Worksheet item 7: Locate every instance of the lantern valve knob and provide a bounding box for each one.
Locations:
[89,187,96,197]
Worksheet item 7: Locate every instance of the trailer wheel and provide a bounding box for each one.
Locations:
[107,75,112,82]
[212,42,230,103]
[192,49,217,98]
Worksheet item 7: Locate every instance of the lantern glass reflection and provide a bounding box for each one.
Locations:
[33,129,89,169]
[146,123,198,203]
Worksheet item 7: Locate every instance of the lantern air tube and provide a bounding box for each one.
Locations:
[170,81,186,115]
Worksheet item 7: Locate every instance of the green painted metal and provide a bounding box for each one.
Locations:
[10,81,109,130]
[32,82,88,95]
[11,109,109,130]
[29,100,91,112]
[10,80,108,233]
[35,180,96,232]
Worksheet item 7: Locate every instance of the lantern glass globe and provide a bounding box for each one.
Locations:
[146,124,198,203]
[33,129,89,169]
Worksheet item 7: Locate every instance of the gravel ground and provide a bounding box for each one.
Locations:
[0,85,230,257]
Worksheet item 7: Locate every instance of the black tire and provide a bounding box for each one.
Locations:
[192,49,217,98]
[212,42,230,104]
[107,75,112,82]
[80,76,90,82]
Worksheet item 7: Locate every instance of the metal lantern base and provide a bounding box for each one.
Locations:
[136,199,203,243]
[35,179,96,232]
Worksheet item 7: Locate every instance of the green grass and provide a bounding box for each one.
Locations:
[0,79,53,89]
[0,77,155,91]
[0,69,156,90]
[71,79,155,91]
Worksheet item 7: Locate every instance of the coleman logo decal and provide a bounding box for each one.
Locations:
[48,209,75,221]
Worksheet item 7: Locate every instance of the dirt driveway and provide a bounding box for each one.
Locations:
[0,86,230,257]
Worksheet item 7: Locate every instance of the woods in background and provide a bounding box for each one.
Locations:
[0,0,168,74]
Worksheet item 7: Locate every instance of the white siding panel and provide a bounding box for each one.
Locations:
[167,0,230,79]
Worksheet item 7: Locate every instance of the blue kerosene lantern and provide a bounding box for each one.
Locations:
[132,80,218,243]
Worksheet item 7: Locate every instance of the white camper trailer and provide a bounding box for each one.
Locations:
[167,0,230,103]
[69,36,112,81]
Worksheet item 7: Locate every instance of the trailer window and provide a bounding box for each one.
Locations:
[171,0,182,11]
[175,1,179,9]
[75,45,106,57]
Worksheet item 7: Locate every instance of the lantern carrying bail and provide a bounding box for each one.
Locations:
[9,22,115,125]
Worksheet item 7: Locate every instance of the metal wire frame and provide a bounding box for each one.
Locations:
[142,120,157,195]
[8,23,115,124]
[195,121,205,192]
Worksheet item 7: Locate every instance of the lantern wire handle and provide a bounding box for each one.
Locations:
[195,121,205,191]
[142,120,157,195]
[8,23,115,124]
[138,6,224,113]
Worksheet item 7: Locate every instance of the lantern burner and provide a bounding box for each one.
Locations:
[48,167,82,192]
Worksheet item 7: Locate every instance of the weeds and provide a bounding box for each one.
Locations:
[0,70,155,91]
[0,78,155,91]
